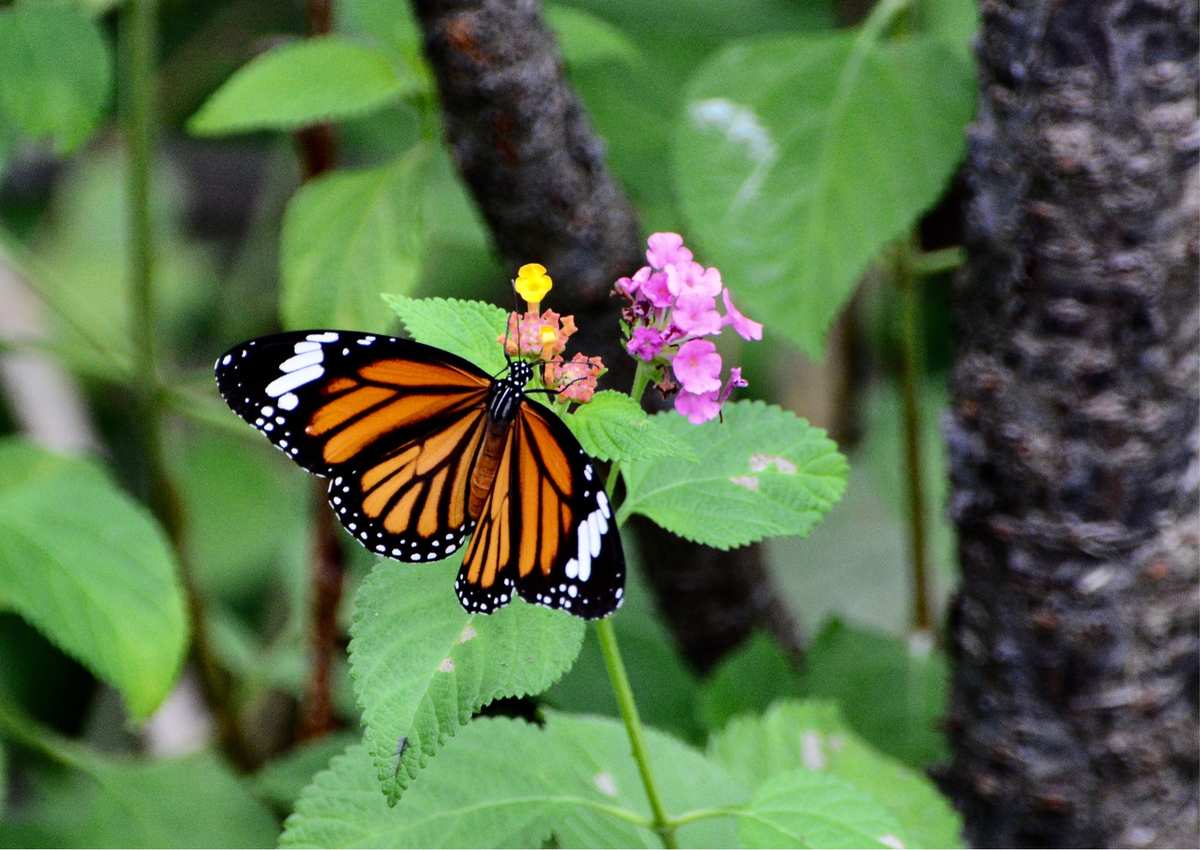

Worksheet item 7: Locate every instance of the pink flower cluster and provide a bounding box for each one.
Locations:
[615,233,761,424]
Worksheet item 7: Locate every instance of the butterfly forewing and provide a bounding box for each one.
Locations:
[216,329,624,619]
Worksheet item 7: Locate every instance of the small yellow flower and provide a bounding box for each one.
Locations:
[514,263,553,309]
[539,324,558,348]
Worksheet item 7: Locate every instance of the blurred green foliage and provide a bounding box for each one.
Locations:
[0,0,977,845]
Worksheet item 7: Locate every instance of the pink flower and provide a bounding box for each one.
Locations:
[674,389,720,424]
[671,292,723,337]
[627,326,665,362]
[500,309,576,359]
[640,270,673,309]
[616,266,651,299]
[721,289,763,341]
[672,338,722,394]
[545,353,604,403]
[719,367,748,402]
[646,232,693,270]
[668,261,722,298]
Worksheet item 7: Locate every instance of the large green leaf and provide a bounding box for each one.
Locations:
[797,619,950,768]
[383,294,508,374]
[710,700,963,848]
[619,401,847,549]
[0,2,111,153]
[188,35,416,135]
[282,713,744,848]
[349,556,585,803]
[673,18,975,355]
[281,150,426,332]
[545,5,642,68]
[737,770,905,849]
[252,731,361,810]
[0,440,186,719]
[564,390,695,463]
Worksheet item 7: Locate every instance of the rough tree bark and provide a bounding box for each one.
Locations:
[942,1,1199,846]
[410,0,803,670]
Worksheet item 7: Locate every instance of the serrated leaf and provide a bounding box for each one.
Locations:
[0,2,111,153]
[564,391,695,463]
[188,36,415,135]
[0,439,186,719]
[282,713,744,848]
[383,294,508,374]
[710,700,964,848]
[281,150,425,332]
[797,619,950,768]
[349,556,584,804]
[673,27,975,355]
[545,5,642,68]
[737,770,905,849]
[618,401,847,549]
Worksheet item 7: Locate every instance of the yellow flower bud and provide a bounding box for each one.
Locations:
[514,263,553,309]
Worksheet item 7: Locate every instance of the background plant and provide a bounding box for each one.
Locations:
[0,0,983,846]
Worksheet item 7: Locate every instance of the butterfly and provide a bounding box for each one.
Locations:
[214,330,625,619]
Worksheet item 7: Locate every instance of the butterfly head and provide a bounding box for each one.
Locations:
[508,359,534,387]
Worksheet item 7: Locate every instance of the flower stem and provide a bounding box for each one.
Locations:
[893,235,932,634]
[594,620,677,847]
[594,359,676,848]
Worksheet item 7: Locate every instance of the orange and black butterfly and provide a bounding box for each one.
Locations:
[214,331,624,619]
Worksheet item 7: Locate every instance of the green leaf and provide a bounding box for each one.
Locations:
[697,632,799,731]
[188,35,415,135]
[0,439,186,719]
[920,0,980,59]
[673,25,975,355]
[0,2,111,153]
[252,732,361,810]
[281,150,426,332]
[737,770,906,849]
[545,5,642,68]
[564,390,696,463]
[797,619,949,768]
[618,401,847,549]
[349,556,585,804]
[283,713,744,848]
[710,700,963,848]
[383,294,508,374]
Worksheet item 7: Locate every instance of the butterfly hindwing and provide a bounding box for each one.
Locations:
[456,400,625,619]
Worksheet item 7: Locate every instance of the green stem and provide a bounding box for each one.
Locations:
[668,806,745,829]
[122,0,251,766]
[594,360,677,848]
[893,235,932,634]
[912,245,965,278]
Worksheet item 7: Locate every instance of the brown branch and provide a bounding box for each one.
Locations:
[294,0,347,741]
[411,0,805,672]
[941,0,1199,844]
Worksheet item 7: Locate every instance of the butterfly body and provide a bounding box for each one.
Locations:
[215,330,624,619]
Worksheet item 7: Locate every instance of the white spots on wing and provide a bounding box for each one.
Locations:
[293,340,322,353]
[593,772,618,797]
[730,474,760,491]
[565,558,578,580]
[801,731,826,770]
[444,543,457,554]
[438,657,455,673]
[266,364,324,397]
[576,529,592,582]
[260,405,274,417]
[306,332,339,342]
[278,392,299,411]
[597,490,610,519]
[584,464,593,481]
[279,350,323,372]
[615,587,623,599]
[356,335,377,346]
[567,585,578,598]
[221,354,232,366]
[587,513,602,558]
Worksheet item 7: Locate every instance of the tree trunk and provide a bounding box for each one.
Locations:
[942,1,1199,846]
[410,0,804,671]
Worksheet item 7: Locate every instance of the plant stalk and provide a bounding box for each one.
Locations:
[595,361,677,848]
[122,0,251,766]
[893,236,932,634]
